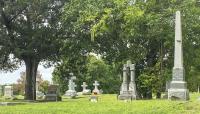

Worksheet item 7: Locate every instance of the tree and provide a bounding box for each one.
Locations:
[0,0,66,100]
[53,55,120,94]
[39,80,50,94]
[61,0,200,98]
[16,71,44,95]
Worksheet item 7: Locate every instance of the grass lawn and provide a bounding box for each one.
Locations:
[0,93,200,114]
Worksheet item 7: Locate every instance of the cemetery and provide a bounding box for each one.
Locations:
[0,0,200,114]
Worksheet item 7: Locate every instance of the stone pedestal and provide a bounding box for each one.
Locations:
[168,88,189,100]
[118,91,133,100]
[65,90,77,98]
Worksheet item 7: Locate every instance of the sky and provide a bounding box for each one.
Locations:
[0,65,54,84]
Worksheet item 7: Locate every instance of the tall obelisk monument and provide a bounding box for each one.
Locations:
[168,11,189,100]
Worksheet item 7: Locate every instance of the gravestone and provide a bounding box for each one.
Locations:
[0,85,3,96]
[81,82,91,95]
[90,92,98,102]
[92,81,100,94]
[118,62,138,100]
[36,77,44,100]
[45,85,61,101]
[4,86,13,98]
[168,11,189,100]
[64,76,77,98]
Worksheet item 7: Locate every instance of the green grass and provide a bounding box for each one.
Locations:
[0,93,200,114]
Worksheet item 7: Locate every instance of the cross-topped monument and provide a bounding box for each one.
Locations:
[81,82,91,95]
[68,79,77,91]
[64,73,77,98]
[92,81,100,94]
[81,82,88,90]
[168,11,189,100]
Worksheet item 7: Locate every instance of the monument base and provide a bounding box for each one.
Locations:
[118,91,137,100]
[64,90,77,98]
[168,88,189,100]
[82,89,91,95]
[45,94,62,101]
[168,80,189,100]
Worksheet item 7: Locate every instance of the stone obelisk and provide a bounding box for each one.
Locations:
[168,11,189,100]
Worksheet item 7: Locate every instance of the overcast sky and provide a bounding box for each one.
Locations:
[0,65,54,84]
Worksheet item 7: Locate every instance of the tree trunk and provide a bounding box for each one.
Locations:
[24,57,39,100]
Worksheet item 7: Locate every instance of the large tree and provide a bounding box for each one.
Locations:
[0,0,66,100]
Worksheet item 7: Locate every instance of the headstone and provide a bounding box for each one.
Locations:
[81,82,91,95]
[4,86,13,98]
[64,77,77,98]
[92,81,100,94]
[168,11,189,101]
[90,92,98,102]
[45,85,61,101]
[36,77,44,100]
[118,62,138,100]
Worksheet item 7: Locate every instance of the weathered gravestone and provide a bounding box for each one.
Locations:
[118,62,138,100]
[64,76,77,98]
[45,85,61,101]
[168,11,189,100]
[4,86,13,98]
[81,82,91,95]
[92,81,100,94]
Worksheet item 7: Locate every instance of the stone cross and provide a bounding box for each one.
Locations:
[81,82,88,91]
[92,81,100,94]
[168,11,189,100]
[64,75,77,98]
[93,81,99,90]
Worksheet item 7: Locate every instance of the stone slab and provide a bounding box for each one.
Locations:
[168,88,189,100]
